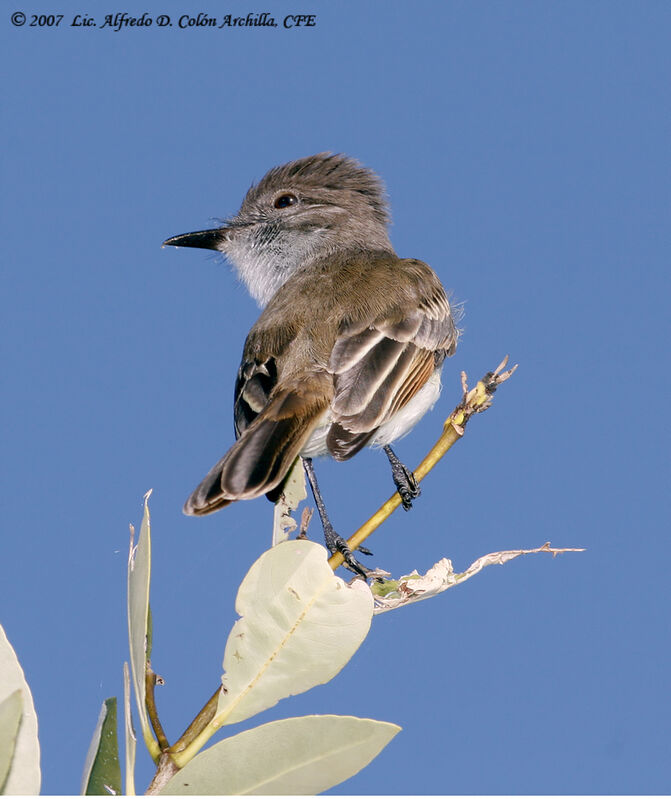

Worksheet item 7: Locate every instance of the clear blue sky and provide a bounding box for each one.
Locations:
[2,1,669,794]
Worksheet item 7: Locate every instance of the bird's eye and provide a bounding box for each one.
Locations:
[273,193,298,209]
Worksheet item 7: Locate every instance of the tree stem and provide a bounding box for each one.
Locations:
[145,356,517,782]
[145,666,170,753]
[169,686,222,755]
[328,357,517,569]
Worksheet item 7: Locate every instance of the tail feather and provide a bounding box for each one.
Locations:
[183,376,331,516]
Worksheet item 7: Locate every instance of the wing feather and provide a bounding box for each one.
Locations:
[185,252,459,512]
[326,261,458,460]
[184,370,332,514]
[331,338,407,416]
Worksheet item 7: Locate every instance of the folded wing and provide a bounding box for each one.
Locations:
[183,368,332,515]
[326,263,458,459]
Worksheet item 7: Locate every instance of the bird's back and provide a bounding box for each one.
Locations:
[183,249,458,515]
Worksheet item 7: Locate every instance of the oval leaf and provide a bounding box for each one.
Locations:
[0,624,40,795]
[160,714,400,795]
[216,540,373,726]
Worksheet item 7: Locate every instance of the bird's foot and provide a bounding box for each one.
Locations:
[384,446,421,511]
[324,526,373,579]
[394,465,421,511]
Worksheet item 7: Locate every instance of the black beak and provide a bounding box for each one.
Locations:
[163,228,225,251]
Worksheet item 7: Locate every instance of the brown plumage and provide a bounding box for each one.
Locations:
[164,153,459,529]
[184,250,456,515]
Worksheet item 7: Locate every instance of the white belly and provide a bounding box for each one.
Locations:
[300,368,442,458]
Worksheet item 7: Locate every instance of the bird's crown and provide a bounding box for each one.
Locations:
[241,152,390,225]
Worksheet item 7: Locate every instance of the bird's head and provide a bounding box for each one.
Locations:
[164,153,393,306]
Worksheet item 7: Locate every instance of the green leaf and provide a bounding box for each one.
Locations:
[160,715,400,795]
[0,624,40,795]
[123,663,136,796]
[127,491,159,758]
[81,698,122,796]
[216,540,373,726]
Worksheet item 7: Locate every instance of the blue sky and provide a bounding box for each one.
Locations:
[2,1,669,794]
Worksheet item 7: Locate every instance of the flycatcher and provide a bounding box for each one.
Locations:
[165,153,459,575]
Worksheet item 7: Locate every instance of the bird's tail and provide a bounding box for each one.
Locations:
[183,375,331,516]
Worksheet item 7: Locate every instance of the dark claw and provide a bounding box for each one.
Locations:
[325,529,371,579]
[397,471,421,511]
[384,445,421,510]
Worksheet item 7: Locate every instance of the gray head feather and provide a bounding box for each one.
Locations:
[221,153,394,306]
[244,152,390,226]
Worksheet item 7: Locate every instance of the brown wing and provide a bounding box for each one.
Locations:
[183,368,332,514]
[183,253,458,512]
[326,261,458,460]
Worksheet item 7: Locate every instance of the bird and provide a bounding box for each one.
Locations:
[164,153,459,576]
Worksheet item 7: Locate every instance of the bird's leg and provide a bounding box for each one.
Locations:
[383,445,421,511]
[301,457,373,578]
